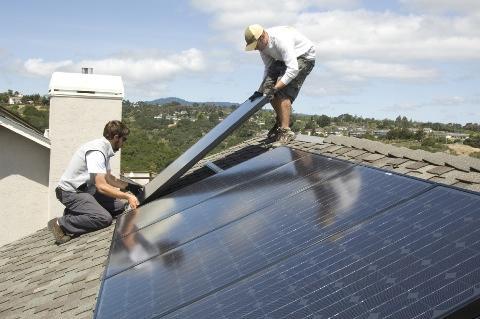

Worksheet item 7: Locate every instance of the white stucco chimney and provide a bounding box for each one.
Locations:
[47,72,124,218]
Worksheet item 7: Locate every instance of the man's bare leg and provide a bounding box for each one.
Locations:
[272,96,292,128]
[270,98,280,121]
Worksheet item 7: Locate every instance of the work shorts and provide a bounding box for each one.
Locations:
[262,54,315,103]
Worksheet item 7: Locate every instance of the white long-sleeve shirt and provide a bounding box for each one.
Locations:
[260,26,315,85]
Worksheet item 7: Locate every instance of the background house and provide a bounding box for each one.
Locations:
[0,106,50,244]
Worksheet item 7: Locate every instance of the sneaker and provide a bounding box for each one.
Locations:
[47,218,71,244]
[267,122,279,139]
[271,128,296,147]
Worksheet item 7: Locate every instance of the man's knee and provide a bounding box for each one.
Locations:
[96,212,113,228]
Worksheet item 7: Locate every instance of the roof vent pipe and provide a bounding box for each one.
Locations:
[82,67,93,74]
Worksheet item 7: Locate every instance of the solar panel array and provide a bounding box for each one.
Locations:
[95,147,480,319]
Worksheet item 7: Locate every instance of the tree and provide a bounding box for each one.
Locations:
[395,115,402,126]
[209,113,219,123]
[386,128,414,140]
[304,118,317,131]
[0,92,8,103]
[414,129,425,141]
[316,115,331,127]
[465,123,480,132]
[22,105,49,130]
[464,136,480,148]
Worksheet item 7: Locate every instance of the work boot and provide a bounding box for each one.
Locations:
[267,122,279,140]
[47,218,71,245]
[271,128,296,147]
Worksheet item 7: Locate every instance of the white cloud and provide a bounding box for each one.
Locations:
[399,0,480,14]
[381,102,424,113]
[432,96,466,106]
[191,0,480,62]
[23,59,73,76]
[297,10,480,61]
[302,69,365,97]
[325,60,438,80]
[191,0,360,29]
[190,0,361,53]
[431,95,480,106]
[20,49,207,96]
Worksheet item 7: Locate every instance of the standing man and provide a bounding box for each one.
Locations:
[48,120,143,244]
[245,24,315,146]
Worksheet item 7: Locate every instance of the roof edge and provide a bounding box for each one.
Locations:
[0,116,50,148]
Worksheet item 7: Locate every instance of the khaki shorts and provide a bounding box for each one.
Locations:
[261,55,315,102]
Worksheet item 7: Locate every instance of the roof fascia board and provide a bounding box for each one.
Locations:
[0,116,50,149]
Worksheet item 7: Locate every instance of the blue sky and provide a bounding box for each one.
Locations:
[1,0,479,124]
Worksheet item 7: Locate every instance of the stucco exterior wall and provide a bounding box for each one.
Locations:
[0,127,50,246]
[48,96,122,219]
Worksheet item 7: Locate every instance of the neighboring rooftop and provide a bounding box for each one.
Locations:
[1,134,480,318]
[0,106,50,148]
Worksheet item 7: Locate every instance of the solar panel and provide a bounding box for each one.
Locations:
[105,150,354,277]
[160,186,480,319]
[95,151,444,318]
[114,147,307,238]
[142,95,269,203]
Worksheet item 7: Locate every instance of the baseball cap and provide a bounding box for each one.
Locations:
[244,24,264,51]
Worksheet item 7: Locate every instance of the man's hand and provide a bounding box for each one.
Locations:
[126,183,144,197]
[126,193,140,209]
[248,91,263,102]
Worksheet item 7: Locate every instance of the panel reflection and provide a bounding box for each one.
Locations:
[164,187,480,319]
[96,163,431,319]
[106,153,353,277]
[115,147,307,238]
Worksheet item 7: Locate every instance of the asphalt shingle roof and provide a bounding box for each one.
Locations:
[1,133,480,318]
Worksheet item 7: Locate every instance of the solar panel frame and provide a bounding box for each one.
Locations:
[142,95,269,203]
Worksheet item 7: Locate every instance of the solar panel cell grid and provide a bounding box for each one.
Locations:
[116,147,307,237]
[162,187,480,319]
[105,153,354,277]
[95,149,480,319]
[96,167,432,318]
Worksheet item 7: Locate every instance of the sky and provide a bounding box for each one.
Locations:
[1,0,479,124]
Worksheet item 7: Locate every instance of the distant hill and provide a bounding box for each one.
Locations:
[148,97,239,108]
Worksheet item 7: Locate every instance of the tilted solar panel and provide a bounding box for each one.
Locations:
[142,95,269,203]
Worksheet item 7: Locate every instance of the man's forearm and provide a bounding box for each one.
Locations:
[97,182,131,200]
[106,174,128,189]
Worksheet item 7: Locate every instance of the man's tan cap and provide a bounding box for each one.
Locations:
[244,24,264,51]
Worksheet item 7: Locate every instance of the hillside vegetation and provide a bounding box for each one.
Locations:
[2,90,479,173]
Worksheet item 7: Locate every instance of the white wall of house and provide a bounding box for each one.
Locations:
[0,127,50,246]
